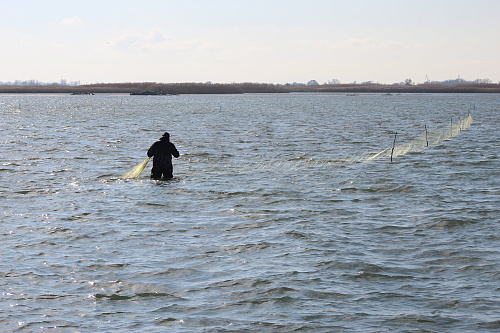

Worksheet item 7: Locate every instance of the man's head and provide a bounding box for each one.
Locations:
[161,132,170,141]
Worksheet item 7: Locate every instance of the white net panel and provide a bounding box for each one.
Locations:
[234,113,473,172]
[119,157,150,178]
[358,113,472,164]
[119,114,472,177]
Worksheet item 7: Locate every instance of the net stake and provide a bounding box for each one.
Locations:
[390,132,397,162]
[425,125,429,147]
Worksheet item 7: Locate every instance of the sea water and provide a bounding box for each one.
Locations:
[0,93,499,332]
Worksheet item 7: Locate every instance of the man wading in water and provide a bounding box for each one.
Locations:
[147,132,180,179]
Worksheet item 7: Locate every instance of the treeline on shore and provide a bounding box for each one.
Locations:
[1,82,499,94]
[0,82,285,94]
[290,82,500,94]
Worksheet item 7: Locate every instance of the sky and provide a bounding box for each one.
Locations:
[1,0,499,85]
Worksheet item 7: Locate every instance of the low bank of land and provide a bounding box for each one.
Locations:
[1,82,499,94]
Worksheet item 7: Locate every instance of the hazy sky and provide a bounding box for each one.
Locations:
[1,0,499,84]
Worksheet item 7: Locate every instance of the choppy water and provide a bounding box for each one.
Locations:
[1,93,499,332]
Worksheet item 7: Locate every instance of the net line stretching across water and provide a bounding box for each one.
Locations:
[120,113,472,177]
[209,113,473,173]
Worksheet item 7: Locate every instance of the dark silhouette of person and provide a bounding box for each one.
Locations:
[147,132,179,179]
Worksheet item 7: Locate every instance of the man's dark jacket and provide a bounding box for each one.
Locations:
[147,137,179,179]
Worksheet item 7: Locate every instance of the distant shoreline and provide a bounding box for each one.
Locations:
[1,82,499,94]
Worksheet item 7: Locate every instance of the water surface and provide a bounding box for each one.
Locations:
[1,93,499,332]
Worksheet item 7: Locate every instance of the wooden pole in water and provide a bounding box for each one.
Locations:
[425,125,429,147]
[390,132,397,162]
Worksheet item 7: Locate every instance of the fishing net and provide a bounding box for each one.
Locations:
[120,114,472,177]
[355,113,473,164]
[233,113,473,172]
[119,157,150,178]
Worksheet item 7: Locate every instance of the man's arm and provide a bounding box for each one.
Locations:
[147,143,155,157]
[170,143,180,158]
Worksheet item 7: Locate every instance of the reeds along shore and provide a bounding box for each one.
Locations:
[1,82,499,94]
